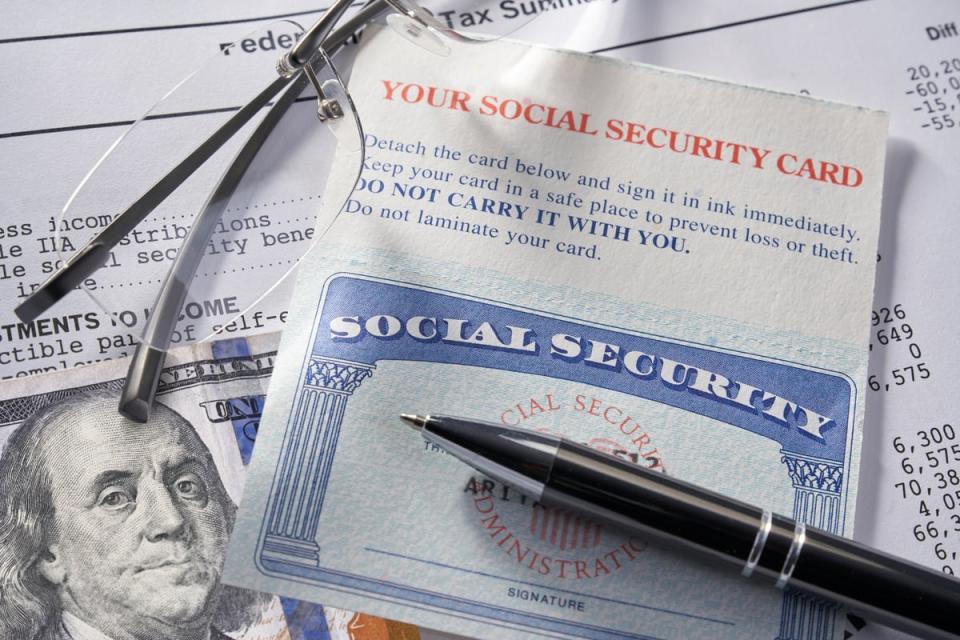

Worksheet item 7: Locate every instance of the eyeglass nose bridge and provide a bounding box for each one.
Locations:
[302,63,345,122]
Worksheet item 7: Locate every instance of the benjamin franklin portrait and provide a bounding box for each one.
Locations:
[0,389,266,640]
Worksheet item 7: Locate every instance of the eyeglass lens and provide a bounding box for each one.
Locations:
[54,20,363,349]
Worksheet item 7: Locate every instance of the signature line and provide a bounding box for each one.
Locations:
[363,546,736,627]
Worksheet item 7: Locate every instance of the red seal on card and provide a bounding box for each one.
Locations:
[463,392,663,580]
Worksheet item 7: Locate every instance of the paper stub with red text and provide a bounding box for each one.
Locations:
[224,24,888,640]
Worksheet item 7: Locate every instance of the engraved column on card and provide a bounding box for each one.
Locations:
[777,452,844,640]
[262,357,374,566]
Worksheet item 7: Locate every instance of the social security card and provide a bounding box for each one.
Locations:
[224,25,888,640]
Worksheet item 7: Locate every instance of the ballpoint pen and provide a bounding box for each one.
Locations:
[400,414,960,640]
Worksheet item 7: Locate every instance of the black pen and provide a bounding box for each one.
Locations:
[400,414,960,640]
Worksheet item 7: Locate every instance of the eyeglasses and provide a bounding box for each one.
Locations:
[12,0,548,422]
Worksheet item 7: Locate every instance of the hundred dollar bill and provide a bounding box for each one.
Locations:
[223,25,887,640]
[0,334,425,640]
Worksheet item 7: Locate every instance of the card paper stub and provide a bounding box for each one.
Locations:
[224,25,888,640]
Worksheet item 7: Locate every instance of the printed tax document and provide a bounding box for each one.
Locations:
[223,25,888,640]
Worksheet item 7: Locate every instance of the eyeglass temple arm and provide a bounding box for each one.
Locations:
[13,0,389,326]
[13,75,291,325]
[119,1,388,422]
[119,73,309,422]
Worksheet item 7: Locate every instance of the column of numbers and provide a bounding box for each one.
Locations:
[868,303,931,392]
[892,423,960,576]
[905,59,960,132]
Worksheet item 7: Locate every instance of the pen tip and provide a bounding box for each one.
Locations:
[400,414,427,431]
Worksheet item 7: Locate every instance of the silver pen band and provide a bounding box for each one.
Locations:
[742,509,772,578]
[776,521,806,589]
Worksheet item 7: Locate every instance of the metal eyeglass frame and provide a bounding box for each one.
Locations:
[12,0,463,421]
